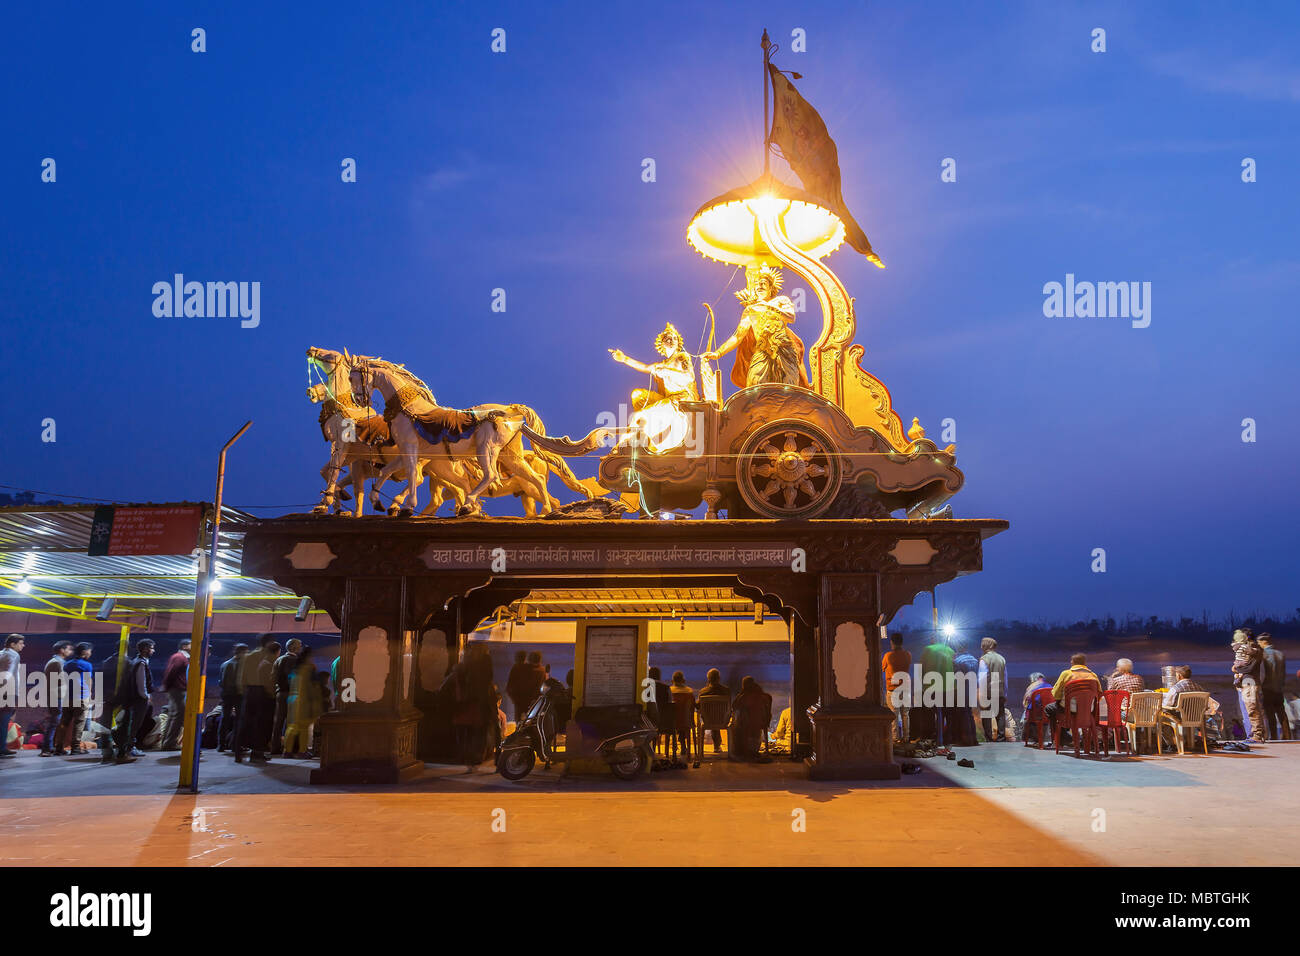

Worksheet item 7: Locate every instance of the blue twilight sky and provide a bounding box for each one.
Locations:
[2,1,1297,625]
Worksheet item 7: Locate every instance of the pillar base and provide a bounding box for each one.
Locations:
[805,706,900,780]
[309,711,424,785]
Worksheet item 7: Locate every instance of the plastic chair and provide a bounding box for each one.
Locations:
[1099,689,1131,755]
[1023,687,1054,749]
[1054,683,1101,757]
[697,696,731,759]
[652,695,676,756]
[1124,691,1163,756]
[670,691,697,765]
[1162,691,1211,755]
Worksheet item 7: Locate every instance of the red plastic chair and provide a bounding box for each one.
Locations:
[1055,683,1102,757]
[1023,687,1054,749]
[1098,689,1131,755]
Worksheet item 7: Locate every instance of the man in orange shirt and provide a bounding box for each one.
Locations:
[882,633,912,743]
[1045,653,1101,742]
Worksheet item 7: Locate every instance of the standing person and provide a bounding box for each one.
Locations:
[0,634,25,761]
[283,648,322,757]
[270,638,303,755]
[111,639,156,764]
[524,652,548,713]
[235,634,279,763]
[54,643,95,754]
[39,641,74,756]
[505,650,533,721]
[978,637,1008,743]
[1230,628,1266,743]
[698,668,731,753]
[882,633,912,743]
[918,635,955,742]
[1257,634,1290,740]
[950,637,981,746]
[218,644,247,751]
[441,645,495,772]
[646,666,674,738]
[159,638,192,750]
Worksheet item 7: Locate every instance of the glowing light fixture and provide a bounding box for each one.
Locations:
[942,623,956,638]
[15,575,32,594]
[209,577,223,593]
[687,174,845,266]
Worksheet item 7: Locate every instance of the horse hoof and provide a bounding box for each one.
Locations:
[398,508,415,518]
[311,506,329,515]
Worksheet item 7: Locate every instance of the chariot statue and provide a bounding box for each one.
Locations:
[302,31,964,522]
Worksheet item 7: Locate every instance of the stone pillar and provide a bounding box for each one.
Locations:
[790,616,817,759]
[806,572,899,780]
[413,611,457,762]
[311,577,423,784]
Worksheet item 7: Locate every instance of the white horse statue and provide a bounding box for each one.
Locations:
[308,347,477,516]
[346,351,599,516]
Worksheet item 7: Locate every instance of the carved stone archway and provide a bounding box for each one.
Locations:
[241,516,1007,783]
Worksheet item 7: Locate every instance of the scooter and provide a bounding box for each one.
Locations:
[496,686,658,781]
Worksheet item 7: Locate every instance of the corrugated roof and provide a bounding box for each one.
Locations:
[0,504,304,617]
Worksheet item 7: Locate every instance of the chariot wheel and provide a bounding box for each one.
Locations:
[736,420,842,519]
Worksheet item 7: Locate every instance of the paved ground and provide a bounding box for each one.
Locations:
[1,742,1295,866]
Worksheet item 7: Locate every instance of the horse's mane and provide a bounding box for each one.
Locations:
[361,355,436,404]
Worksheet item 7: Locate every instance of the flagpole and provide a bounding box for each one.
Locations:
[761,29,772,175]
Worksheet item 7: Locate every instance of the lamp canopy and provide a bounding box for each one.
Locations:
[686,174,846,267]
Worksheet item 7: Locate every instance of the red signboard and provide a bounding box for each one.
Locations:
[88,505,203,556]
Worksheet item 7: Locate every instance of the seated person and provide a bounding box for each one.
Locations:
[537,674,571,741]
[669,671,696,763]
[697,669,731,753]
[769,706,793,749]
[1160,665,1217,748]
[729,677,772,761]
[1162,665,1206,710]
[1044,653,1101,738]
[1107,658,1145,694]
[1021,671,1051,740]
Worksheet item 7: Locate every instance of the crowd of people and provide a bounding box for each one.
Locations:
[0,632,339,766]
[647,666,778,764]
[3,626,1293,768]
[881,628,1293,752]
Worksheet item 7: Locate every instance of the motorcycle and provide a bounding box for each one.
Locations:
[496,685,657,782]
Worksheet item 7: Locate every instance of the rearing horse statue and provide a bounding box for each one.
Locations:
[348,352,584,516]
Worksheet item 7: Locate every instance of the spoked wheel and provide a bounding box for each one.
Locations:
[608,746,649,781]
[736,420,842,519]
[498,748,536,780]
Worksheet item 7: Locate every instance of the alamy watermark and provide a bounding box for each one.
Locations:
[1042,274,1150,328]
[152,274,260,328]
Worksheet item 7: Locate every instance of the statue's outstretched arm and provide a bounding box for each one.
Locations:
[704,318,748,361]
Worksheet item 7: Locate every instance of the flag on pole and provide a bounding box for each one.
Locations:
[767,64,883,268]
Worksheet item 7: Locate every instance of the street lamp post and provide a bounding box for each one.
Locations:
[179,421,251,792]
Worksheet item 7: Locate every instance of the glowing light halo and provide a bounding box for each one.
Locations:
[686,176,846,266]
